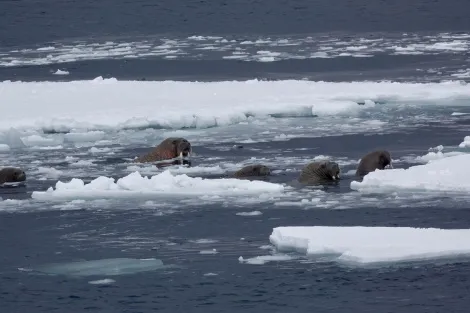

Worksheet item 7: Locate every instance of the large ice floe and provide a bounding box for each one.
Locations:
[31,170,285,200]
[269,226,470,266]
[350,153,470,194]
[1,78,470,133]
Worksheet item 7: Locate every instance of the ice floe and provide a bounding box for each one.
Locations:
[350,154,470,194]
[31,170,285,200]
[269,226,470,266]
[1,79,470,134]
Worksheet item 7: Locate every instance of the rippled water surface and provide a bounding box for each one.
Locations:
[2,0,470,312]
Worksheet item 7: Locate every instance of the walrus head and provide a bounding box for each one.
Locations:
[356,150,392,177]
[321,161,341,180]
[377,150,392,169]
[0,167,26,184]
[298,160,341,185]
[172,138,192,158]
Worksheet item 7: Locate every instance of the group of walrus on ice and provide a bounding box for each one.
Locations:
[0,137,393,188]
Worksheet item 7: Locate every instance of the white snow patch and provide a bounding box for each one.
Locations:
[270,226,470,266]
[350,154,470,194]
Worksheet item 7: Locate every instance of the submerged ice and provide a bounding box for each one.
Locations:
[29,257,165,277]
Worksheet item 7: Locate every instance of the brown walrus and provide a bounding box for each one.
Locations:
[135,137,192,166]
[0,167,26,186]
[355,150,392,177]
[233,164,271,178]
[298,160,341,185]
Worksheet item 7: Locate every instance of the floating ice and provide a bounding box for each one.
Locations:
[53,69,70,75]
[35,166,64,180]
[0,144,10,151]
[64,131,106,143]
[1,79,470,133]
[350,154,470,194]
[200,249,218,255]
[31,170,285,200]
[1,32,468,67]
[20,134,60,146]
[203,272,218,276]
[459,136,470,148]
[238,254,296,265]
[0,128,26,148]
[269,226,470,266]
[236,211,263,216]
[88,278,116,285]
[30,257,165,277]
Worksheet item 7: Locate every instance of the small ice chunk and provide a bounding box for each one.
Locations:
[0,144,10,151]
[459,136,470,148]
[236,210,262,216]
[239,254,295,265]
[199,249,218,255]
[88,278,116,285]
[53,69,70,75]
[203,272,218,276]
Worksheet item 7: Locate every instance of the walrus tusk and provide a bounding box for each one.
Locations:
[332,176,336,180]
[179,152,183,160]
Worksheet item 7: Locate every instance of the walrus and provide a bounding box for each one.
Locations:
[233,164,271,178]
[298,160,341,185]
[0,167,26,186]
[135,137,192,166]
[355,150,392,177]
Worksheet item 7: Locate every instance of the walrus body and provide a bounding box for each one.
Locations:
[135,137,192,167]
[298,160,341,185]
[233,164,271,179]
[356,150,392,177]
[0,167,26,186]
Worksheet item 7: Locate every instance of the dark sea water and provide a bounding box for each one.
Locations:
[1,0,470,312]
